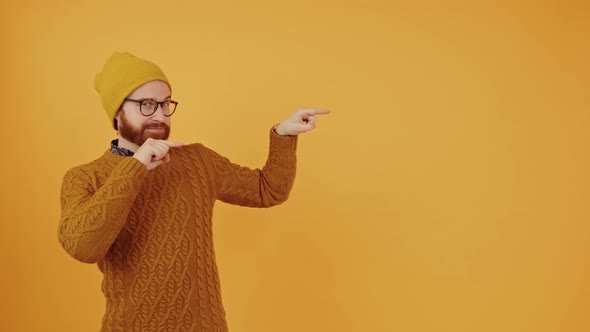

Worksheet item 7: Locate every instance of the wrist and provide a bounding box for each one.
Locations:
[273,124,290,136]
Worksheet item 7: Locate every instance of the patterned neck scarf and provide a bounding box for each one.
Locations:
[110,139,135,157]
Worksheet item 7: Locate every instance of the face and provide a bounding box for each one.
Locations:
[116,80,172,146]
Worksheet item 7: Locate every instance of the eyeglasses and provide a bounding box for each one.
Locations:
[123,98,178,117]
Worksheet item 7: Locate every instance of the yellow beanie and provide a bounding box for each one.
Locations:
[94,52,171,128]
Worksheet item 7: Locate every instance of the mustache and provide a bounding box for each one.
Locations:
[143,122,169,129]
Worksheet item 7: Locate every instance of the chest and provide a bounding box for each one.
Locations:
[110,159,216,263]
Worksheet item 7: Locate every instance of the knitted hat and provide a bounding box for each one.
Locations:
[94,52,171,128]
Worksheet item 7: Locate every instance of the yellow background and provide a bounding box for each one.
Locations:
[1,1,589,331]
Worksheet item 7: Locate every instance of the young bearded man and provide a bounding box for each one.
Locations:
[58,52,329,332]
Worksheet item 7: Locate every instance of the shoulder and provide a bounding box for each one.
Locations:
[62,152,110,183]
[172,143,220,159]
[170,143,230,172]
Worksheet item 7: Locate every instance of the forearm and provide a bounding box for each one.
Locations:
[256,129,298,206]
[209,128,298,207]
[58,158,147,263]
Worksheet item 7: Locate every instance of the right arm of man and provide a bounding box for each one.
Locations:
[58,158,147,263]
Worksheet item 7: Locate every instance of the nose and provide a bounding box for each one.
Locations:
[150,105,167,121]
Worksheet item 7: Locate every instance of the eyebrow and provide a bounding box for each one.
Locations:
[136,95,172,101]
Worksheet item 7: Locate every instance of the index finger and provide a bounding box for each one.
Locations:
[299,108,332,116]
[163,140,184,147]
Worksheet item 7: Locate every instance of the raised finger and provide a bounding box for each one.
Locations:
[163,140,184,147]
[299,108,331,116]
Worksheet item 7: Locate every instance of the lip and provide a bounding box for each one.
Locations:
[146,127,166,131]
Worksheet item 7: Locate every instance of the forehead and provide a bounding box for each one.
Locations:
[128,80,171,99]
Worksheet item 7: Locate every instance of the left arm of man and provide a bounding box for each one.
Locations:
[201,108,330,207]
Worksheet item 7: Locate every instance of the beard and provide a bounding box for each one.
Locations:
[118,111,171,146]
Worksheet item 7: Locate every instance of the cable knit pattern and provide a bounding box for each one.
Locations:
[58,129,297,332]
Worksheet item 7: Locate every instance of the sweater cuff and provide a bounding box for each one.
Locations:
[269,127,298,151]
[111,156,148,180]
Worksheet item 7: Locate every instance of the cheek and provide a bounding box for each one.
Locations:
[124,113,146,128]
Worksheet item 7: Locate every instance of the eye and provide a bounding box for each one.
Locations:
[162,101,170,107]
[141,100,156,108]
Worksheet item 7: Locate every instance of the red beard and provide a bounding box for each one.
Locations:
[119,111,171,146]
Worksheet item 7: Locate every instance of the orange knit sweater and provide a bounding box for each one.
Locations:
[58,130,297,332]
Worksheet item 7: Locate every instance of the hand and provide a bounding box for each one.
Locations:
[274,108,331,136]
[133,138,184,171]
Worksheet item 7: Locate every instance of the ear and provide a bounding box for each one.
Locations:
[114,108,123,130]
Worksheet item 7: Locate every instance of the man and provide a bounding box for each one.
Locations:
[58,52,329,332]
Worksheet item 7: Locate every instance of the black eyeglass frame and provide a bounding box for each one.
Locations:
[123,98,178,117]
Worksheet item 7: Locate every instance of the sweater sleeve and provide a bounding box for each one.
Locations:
[58,157,148,263]
[200,128,298,208]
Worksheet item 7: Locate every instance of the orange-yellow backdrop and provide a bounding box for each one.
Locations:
[1,1,589,331]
